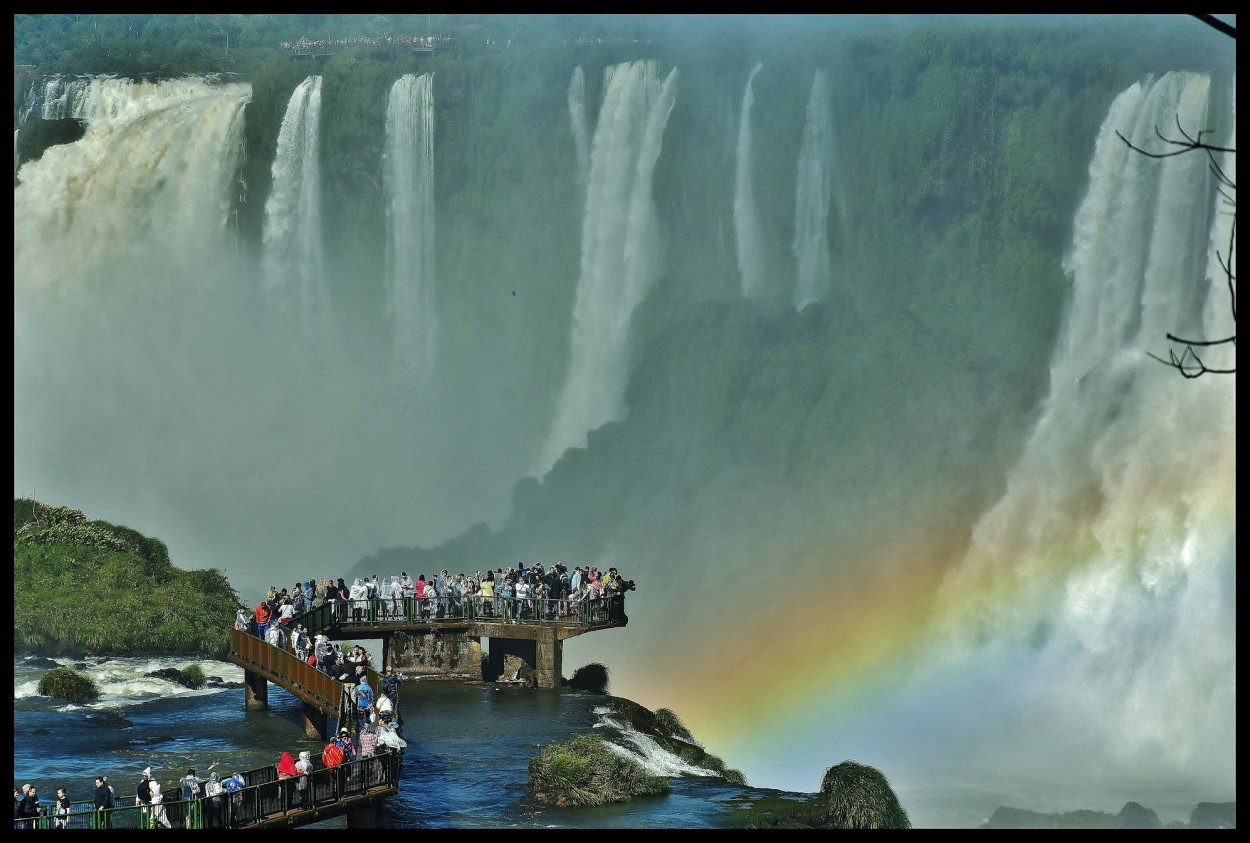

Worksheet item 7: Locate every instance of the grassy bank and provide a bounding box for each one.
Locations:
[14,499,242,657]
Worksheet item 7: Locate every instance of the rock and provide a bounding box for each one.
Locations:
[814,760,911,829]
[1189,802,1236,829]
[22,656,62,669]
[144,667,199,689]
[1117,801,1162,829]
[567,662,609,694]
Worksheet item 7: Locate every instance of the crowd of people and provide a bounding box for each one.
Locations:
[238,562,636,637]
[15,733,402,830]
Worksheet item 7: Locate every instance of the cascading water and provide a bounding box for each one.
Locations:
[262,75,332,342]
[533,60,679,476]
[734,62,767,299]
[791,69,834,311]
[931,71,1235,785]
[14,78,250,293]
[568,66,591,194]
[384,72,438,382]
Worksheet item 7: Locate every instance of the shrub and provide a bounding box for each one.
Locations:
[567,662,609,693]
[181,664,207,690]
[653,707,695,742]
[37,667,100,704]
[815,760,911,829]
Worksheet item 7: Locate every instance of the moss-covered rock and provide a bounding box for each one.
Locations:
[566,662,608,693]
[814,760,911,829]
[528,733,669,807]
[38,667,100,704]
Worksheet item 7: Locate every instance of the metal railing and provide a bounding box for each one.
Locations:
[279,594,627,632]
[14,752,400,829]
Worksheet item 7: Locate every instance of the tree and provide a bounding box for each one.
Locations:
[1120,14,1235,378]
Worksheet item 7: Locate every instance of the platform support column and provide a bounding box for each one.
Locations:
[244,669,268,710]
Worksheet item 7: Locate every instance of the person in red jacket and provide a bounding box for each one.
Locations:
[254,601,273,640]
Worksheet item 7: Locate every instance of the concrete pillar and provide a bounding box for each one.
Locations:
[534,626,563,690]
[302,701,326,740]
[244,669,268,710]
[390,630,483,680]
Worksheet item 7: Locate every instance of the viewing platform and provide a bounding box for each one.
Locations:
[227,594,629,739]
[279,36,444,58]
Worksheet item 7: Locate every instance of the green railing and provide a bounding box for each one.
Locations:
[283,594,627,633]
[14,751,400,829]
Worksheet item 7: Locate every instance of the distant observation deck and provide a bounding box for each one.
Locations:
[279,35,446,57]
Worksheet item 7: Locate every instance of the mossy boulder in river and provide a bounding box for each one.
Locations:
[38,667,101,704]
[528,733,669,807]
[814,760,911,829]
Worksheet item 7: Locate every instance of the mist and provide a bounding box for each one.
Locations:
[13,14,1234,819]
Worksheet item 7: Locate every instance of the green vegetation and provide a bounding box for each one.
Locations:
[37,666,100,704]
[815,760,911,829]
[528,733,669,807]
[180,664,208,690]
[722,759,909,829]
[566,662,609,693]
[14,499,242,658]
[653,707,695,742]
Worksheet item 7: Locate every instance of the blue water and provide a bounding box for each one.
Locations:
[13,656,796,829]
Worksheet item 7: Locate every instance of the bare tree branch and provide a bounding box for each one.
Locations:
[1119,114,1236,378]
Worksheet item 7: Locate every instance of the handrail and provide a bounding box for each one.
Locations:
[229,629,381,715]
[14,751,401,829]
[288,593,627,632]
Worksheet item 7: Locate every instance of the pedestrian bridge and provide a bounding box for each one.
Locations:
[226,594,629,740]
[14,750,400,829]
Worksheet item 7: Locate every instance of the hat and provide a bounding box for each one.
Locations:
[340,727,350,735]
[142,767,151,777]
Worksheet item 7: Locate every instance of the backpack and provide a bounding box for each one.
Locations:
[322,742,346,769]
[105,785,114,809]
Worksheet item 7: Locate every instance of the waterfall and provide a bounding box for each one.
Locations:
[568,66,591,193]
[791,70,834,311]
[262,75,332,342]
[383,72,438,381]
[935,72,1234,781]
[534,60,679,476]
[14,78,251,292]
[734,62,767,299]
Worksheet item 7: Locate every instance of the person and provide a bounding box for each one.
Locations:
[335,727,357,762]
[221,773,244,828]
[54,787,70,829]
[17,784,42,828]
[294,751,313,809]
[354,675,375,730]
[480,571,495,617]
[380,665,403,714]
[254,600,272,641]
[202,773,222,828]
[148,780,172,829]
[93,777,111,828]
[135,768,152,828]
[234,608,248,632]
[276,752,297,781]
[180,768,200,828]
